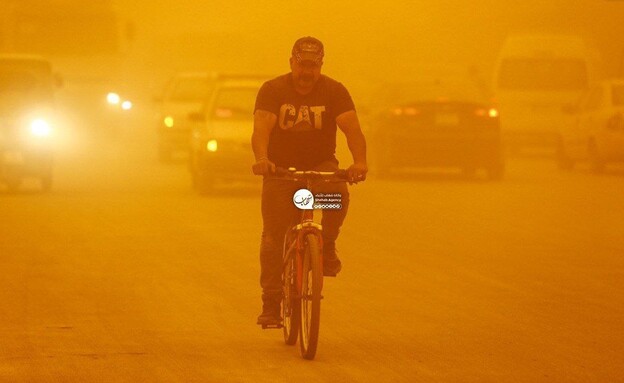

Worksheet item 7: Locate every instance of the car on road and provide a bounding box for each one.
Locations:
[0,55,58,192]
[155,71,217,161]
[188,77,265,193]
[558,79,624,172]
[492,34,599,153]
[370,79,504,180]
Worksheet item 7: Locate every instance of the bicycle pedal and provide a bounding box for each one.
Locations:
[261,323,283,329]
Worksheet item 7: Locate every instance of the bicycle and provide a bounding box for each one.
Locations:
[261,167,349,360]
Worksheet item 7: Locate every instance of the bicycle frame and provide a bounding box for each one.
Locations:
[283,184,324,295]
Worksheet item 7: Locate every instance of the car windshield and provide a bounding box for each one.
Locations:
[211,87,258,120]
[612,84,624,106]
[497,58,588,91]
[0,60,54,114]
[0,71,39,93]
[170,77,212,102]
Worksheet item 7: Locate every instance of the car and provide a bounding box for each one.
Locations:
[155,71,217,161]
[188,77,266,193]
[492,34,600,153]
[370,79,504,180]
[558,79,624,172]
[0,54,59,192]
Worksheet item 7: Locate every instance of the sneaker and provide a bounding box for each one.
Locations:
[323,242,342,277]
[256,302,282,326]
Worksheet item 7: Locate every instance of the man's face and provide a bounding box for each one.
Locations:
[290,57,322,91]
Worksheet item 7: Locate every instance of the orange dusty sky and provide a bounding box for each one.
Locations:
[115,0,624,97]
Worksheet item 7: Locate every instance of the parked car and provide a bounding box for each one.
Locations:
[155,71,217,161]
[0,55,59,192]
[558,79,624,172]
[188,77,266,193]
[370,79,504,180]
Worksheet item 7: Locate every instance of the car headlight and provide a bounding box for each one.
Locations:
[164,116,174,127]
[30,119,52,137]
[206,139,218,152]
[107,92,121,105]
[121,100,132,110]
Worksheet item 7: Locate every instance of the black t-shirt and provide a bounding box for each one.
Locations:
[254,73,355,170]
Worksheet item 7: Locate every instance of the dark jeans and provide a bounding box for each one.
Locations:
[259,161,350,303]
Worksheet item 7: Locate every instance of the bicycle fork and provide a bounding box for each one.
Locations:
[295,212,324,295]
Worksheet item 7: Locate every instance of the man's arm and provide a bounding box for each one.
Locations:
[336,110,368,181]
[251,109,277,175]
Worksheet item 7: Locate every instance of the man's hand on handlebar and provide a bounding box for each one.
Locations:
[346,162,368,184]
[252,158,276,175]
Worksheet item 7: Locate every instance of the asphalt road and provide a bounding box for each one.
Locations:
[1,124,623,382]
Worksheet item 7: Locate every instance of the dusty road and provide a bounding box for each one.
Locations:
[1,125,623,382]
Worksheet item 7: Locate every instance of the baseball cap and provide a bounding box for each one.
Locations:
[292,36,324,64]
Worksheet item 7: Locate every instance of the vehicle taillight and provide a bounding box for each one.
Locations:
[216,108,233,118]
[475,108,499,118]
[404,107,420,116]
[392,107,419,116]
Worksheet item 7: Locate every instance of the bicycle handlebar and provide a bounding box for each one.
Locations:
[272,167,349,182]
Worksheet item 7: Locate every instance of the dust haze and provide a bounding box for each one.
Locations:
[117,0,624,101]
[2,1,624,381]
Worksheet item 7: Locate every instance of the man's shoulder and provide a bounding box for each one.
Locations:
[263,73,291,89]
[318,75,348,91]
[319,74,338,84]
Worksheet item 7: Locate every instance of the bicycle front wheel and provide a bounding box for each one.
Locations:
[282,239,300,345]
[299,233,322,360]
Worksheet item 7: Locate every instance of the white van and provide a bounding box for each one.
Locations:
[492,34,600,152]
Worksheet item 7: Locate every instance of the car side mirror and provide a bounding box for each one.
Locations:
[561,103,579,115]
[188,111,206,122]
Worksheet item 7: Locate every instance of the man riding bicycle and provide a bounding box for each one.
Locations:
[251,36,368,326]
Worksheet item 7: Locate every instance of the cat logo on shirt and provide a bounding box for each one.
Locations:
[279,104,326,131]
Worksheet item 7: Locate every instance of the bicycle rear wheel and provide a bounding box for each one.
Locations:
[282,241,300,345]
[299,233,322,359]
